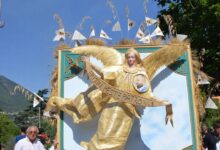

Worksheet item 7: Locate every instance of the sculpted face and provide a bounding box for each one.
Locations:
[127,52,136,67]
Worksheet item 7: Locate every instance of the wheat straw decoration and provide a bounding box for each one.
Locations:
[107,0,117,20]
[143,0,148,17]
[79,16,91,30]
[125,5,129,19]
[53,13,64,29]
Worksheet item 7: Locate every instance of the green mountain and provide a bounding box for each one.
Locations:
[0,75,31,112]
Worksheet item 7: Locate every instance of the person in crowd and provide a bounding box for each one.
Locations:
[14,125,45,150]
[49,139,59,150]
[203,120,220,150]
[217,141,220,150]
[214,121,220,150]
[37,128,48,145]
[15,126,26,143]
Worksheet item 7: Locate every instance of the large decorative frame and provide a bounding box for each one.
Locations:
[56,44,200,150]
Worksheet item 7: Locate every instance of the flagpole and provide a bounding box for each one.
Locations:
[107,0,122,39]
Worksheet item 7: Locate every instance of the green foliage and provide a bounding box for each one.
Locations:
[0,113,20,147]
[41,119,56,149]
[154,0,220,80]
[203,103,220,128]
[14,88,49,127]
[154,0,220,127]
[41,119,56,140]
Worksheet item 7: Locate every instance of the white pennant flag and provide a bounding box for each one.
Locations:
[112,21,121,32]
[145,17,157,26]
[135,27,145,39]
[53,28,65,41]
[139,35,151,44]
[197,74,210,85]
[100,29,112,40]
[89,28,95,38]
[176,34,188,41]
[128,18,135,31]
[71,30,87,41]
[43,111,51,117]
[43,111,57,118]
[33,93,44,108]
[150,27,164,37]
[205,97,218,109]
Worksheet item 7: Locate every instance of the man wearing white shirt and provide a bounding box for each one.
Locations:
[217,141,220,150]
[14,125,45,150]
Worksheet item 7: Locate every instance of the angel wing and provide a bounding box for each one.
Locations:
[70,45,123,66]
[142,40,188,80]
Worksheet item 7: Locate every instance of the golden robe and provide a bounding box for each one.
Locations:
[53,65,151,150]
[79,65,151,150]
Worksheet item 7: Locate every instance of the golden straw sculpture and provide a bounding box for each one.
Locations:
[46,40,188,150]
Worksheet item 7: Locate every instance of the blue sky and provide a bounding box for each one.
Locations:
[0,0,161,93]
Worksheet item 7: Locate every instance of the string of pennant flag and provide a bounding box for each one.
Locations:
[53,16,164,44]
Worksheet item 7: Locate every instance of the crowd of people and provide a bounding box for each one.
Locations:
[1,121,216,150]
[13,125,58,150]
[201,120,220,150]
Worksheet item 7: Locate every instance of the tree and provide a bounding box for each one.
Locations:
[14,88,49,127]
[154,0,220,82]
[37,88,49,112]
[154,0,220,125]
[0,113,20,148]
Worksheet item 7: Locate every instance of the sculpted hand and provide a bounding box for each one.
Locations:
[45,96,64,116]
[81,56,90,63]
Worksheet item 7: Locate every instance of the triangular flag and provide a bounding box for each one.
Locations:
[89,28,95,38]
[43,111,57,118]
[150,27,164,37]
[139,35,151,44]
[33,98,40,108]
[205,97,218,109]
[176,34,188,41]
[100,29,112,40]
[33,93,44,108]
[128,18,135,31]
[135,27,145,39]
[145,17,157,26]
[112,21,121,32]
[53,28,65,41]
[43,111,51,117]
[71,30,87,41]
[197,74,210,85]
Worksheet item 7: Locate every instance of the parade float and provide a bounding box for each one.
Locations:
[45,1,205,149]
